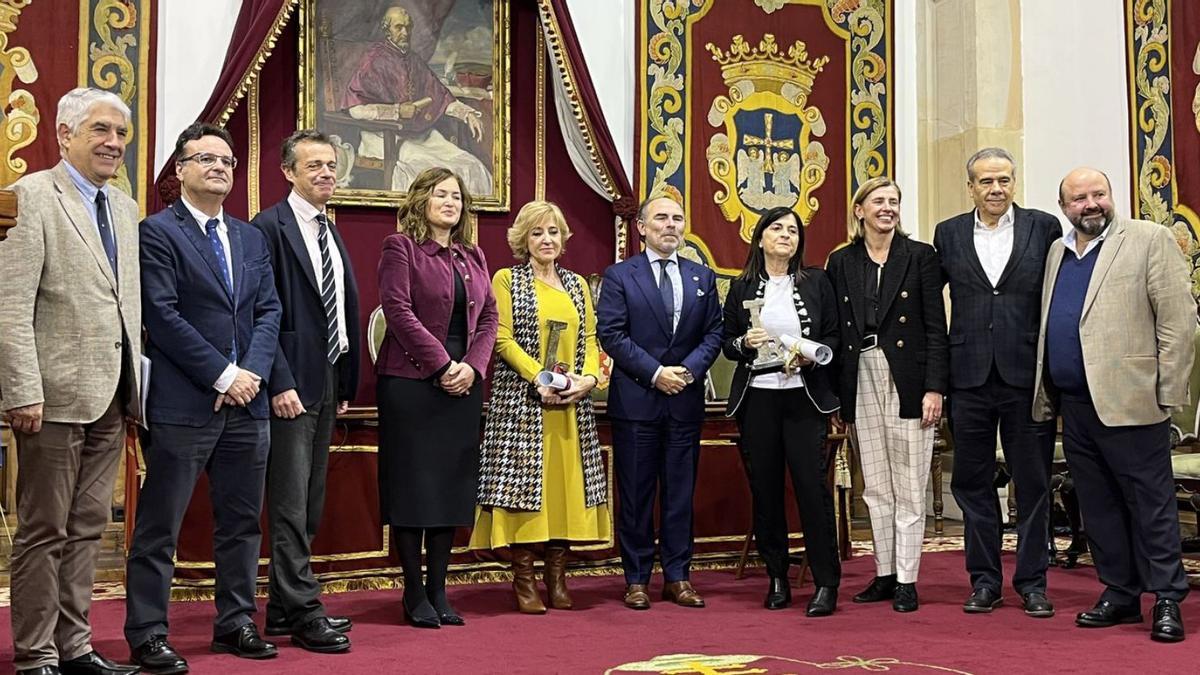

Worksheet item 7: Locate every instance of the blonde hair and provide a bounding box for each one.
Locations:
[395,167,476,246]
[506,200,571,261]
[847,176,906,242]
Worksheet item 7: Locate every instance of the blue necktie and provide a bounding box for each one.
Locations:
[95,191,117,277]
[317,213,340,364]
[205,218,236,362]
[657,258,675,334]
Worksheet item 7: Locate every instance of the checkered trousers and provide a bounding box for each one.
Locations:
[852,347,935,583]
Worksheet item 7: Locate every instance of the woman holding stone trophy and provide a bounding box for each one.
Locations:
[470,200,610,614]
[722,205,842,617]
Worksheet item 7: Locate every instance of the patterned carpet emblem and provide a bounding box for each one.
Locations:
[606,653,974,674]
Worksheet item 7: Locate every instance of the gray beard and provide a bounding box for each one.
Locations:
[1074,215,1111,238]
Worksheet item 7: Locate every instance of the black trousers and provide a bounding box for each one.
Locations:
[738,387,840,587]
[948,367,1055,594]
[611,415,701,584]
[1061,398,1188,604]
[125,408,269,647]
[266,363,338,629]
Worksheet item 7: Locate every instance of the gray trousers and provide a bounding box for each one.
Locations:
[11,395,124,671]
[266,364,338,628]
[124,408,269,647]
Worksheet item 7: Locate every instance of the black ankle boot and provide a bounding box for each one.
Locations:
[764,577,791,610]
[806,586,838,617]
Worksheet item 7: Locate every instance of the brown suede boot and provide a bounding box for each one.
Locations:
[544,542,573,610]
[510,546,547,614]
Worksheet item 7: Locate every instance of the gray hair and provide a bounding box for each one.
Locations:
[56,87,131,135]
[966,147,1017,181]
[280,129,333,169]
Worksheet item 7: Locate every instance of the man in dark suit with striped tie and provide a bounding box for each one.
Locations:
[249,130,360,653]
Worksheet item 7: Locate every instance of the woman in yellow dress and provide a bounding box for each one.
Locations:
[471,200,611,614]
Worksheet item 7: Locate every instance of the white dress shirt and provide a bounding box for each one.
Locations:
[973,206,1015,287]
[1063,221,1111,260]
[288,190,349,355]
[749,275,805,390]
[179,196,240,393]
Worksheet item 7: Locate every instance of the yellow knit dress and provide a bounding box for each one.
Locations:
[469,269,612,548]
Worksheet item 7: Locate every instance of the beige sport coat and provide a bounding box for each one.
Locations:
[0,161,142,423]
[1033,217,1196,427]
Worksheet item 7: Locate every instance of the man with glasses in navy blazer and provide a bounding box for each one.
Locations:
[596,195,723,611]
[125,122,281,673]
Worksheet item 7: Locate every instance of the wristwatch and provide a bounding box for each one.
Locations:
[680,368,695,385]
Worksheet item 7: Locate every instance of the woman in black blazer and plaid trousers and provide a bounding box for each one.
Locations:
[825,176,948,613]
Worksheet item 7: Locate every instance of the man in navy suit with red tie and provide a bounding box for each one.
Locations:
[126,122,281,673]
[596,196,723,610]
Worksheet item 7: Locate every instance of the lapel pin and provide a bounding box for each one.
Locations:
[696,288,705,297]
[692,275,699,282]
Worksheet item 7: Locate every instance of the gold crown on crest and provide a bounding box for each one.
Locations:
[706,34,828,96]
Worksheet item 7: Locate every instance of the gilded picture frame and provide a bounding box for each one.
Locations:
[299,0,510,210]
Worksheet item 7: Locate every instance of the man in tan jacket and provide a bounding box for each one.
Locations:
[1034,167,1195,643]
[0,88,143,675]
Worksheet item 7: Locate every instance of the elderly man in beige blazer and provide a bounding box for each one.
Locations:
[0,88,143,675]
[1033,167,1195,644]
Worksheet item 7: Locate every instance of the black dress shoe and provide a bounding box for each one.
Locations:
[1021,592,1055,618]
[266,614,353,637]
[61,651,140,675]
[764,577,791,610]
[805,586,838,617]
[1075,600,1143,627]
[852,575,897,603]
[963,587,1002,613]
[17,667,61,675]
[1151,599,1185,642]
[130,636,188,675]
[892,582,919,612]
[291,617,352,653]
[402,596,441,629]
[211,624,278,659]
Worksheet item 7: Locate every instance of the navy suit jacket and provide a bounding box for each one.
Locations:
[596,252,723,423]
[140,200,282,426]
[933,205,1062,390]
[251,200,361,408]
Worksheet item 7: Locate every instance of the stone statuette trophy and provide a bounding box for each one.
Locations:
[536,319,571,390]
[742,298,786,372]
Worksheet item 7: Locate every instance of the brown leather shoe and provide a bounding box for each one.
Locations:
[511,546,547,614]
[662,580,706,607]
[544,543,573,610]
[624,584,651,610]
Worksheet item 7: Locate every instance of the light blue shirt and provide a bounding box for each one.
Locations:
[62,159,114,240]
[645,248,683,331]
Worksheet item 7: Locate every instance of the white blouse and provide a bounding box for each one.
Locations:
[749,275,806,390]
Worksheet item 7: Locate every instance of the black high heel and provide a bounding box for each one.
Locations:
[427,589,464,626]
[402,596,441,629]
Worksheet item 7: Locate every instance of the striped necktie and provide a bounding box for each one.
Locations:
[316,213,340,363]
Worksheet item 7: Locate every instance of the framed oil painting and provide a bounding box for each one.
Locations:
[299,0,509,210]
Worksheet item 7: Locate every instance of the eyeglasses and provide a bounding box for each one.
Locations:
[178,152,238,169]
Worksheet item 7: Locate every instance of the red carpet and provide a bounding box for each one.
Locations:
[1,551,1195,674]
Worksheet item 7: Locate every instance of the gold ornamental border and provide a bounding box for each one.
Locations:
[297,0,511,211]
[535,26,547,201]
[247,77,261,215]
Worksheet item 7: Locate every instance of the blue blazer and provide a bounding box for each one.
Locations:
[596,252,723,423]
[140,200,282,426]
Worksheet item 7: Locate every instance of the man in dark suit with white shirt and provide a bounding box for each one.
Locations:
[126,122,282,673]
[933,147,1062,618]
[250,130,360,653]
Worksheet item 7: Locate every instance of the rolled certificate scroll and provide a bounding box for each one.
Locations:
[536,370,570,390]
[779,334,833,366]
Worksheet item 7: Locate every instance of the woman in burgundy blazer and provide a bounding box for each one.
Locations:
[376,167,498,629]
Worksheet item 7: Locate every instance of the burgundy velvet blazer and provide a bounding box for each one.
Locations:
[376,233,498,380]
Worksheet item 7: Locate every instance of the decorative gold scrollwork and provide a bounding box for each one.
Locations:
[0,0,40,186]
